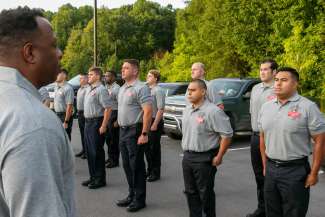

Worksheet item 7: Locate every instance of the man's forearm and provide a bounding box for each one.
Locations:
[152,110,164,126]
[65,104,73,121]
[310,134,325,175]
[101,108,112,128]
[216,137,231,158]
[142,106,152,133]
[259,133,267,169]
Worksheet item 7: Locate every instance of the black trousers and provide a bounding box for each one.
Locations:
[56,112,73,140]
[105,110,119,164]
[78,111,86,153]
[119,124,146,204]
[264,158,310,217]
[145,119,163,176]
[250,133,265,214]
[84,117,106,182]
[182,151,218,217]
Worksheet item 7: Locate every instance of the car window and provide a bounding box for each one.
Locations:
[210,80,244,97]
[158,84,188,96]
[68,75,80,86]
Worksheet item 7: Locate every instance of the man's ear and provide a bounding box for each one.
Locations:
[21,42,36,64]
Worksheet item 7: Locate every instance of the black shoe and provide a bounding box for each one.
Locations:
[88,180,106,189]
[106,161,119,168]
[126,202,146,212]
[105,159,111,164]
[116,196,133,207]
[75,151,85,157]
[147,174,160,182]
[81,154,87,159]
[81,179,92,187]
[246,209,265,217]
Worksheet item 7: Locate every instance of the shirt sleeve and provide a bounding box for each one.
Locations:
[99,87,112,109]
[138,85,152,106]
[156,88,165,110]
[65,86,74,105]
[39,87,49,102]
[307,103,325,135]
[1,130,75,217]
[209,108,233,138]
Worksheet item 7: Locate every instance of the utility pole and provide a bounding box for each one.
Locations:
[93,0,98,66]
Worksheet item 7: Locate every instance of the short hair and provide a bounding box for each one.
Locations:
[123,59,140,71]
[0,7,44,57]
[89,66,103,76]
[190,79,207,90]
[192,62,205,71]
[260,59,278,71]
[106,70,117,78]
[60,68,68,76]
[276,67,299,81]
[148,69,161,82]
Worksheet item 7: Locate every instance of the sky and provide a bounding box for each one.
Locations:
[0,0,186,12]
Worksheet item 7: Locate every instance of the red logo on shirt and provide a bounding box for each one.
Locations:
[288,111,301,119]
[127,91,134,97]
[90,90,96,96]
[196,116,204,124]
[267,95,276,101]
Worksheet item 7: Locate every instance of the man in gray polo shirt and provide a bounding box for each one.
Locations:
[145,69,165,182]
[75,73,89,159]
[116,59,152,212]
[247,59,277,217]
[54,69,74,140]
[104,70,120,168]
[38,86,51,107]
[186,62,224,109]
[258,67,325,217]
[182,79,233,217]
[82,67,112,189]
[0,7,75,217]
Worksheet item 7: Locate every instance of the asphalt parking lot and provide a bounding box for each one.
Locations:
[70,123,325,217]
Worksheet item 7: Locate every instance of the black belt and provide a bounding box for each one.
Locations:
[120,124,140,130]
[56,112,65,115]
[267,157,308,167]
[85,117,103,122]
[185,148,219,154]
[252,131,260,136]
[78,110,84,114]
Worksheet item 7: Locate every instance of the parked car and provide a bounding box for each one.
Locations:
[158,82,189,96]
[163,78,260,139]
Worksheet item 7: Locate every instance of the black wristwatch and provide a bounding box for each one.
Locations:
[141,132,148,136]
[64,120,69,124]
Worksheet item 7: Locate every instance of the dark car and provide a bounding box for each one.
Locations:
[163,78,260,139]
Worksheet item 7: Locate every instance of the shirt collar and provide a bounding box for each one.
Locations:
[91,81,101,88]
[274,92,300,104]
[191,99,209,112]
[0,66,41,100]
[125,79,139,88]
[260,81,274,88]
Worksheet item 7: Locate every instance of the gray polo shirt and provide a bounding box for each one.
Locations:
[186,79,223,106]
[117,80,152,126]
[84,82,112,118]
[53,82,74,112]
[250,82,275,132]
[0,66,76,217]
[182,100,233,152]
[106,82,120,111]
[76,84,89,111]
[258,93,325,161]
[38,86,50,103]
[151,85,165,118]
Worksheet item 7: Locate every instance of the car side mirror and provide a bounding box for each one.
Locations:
[243,92,251,99]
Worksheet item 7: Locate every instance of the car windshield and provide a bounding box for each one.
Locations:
[209,80,244,97]
[68,75,80,86]
[158,83,188,96]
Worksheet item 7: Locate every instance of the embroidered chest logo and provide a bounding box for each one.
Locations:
[267,95,276,101]
[90,90,96,96]
[288,105,301,120]
[196,116,205,124]
[126,90,134,97]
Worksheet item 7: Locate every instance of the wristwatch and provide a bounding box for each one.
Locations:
[64,120,69,124]
[141,132,148,136]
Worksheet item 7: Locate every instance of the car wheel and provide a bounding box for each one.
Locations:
[167,132,182,140]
